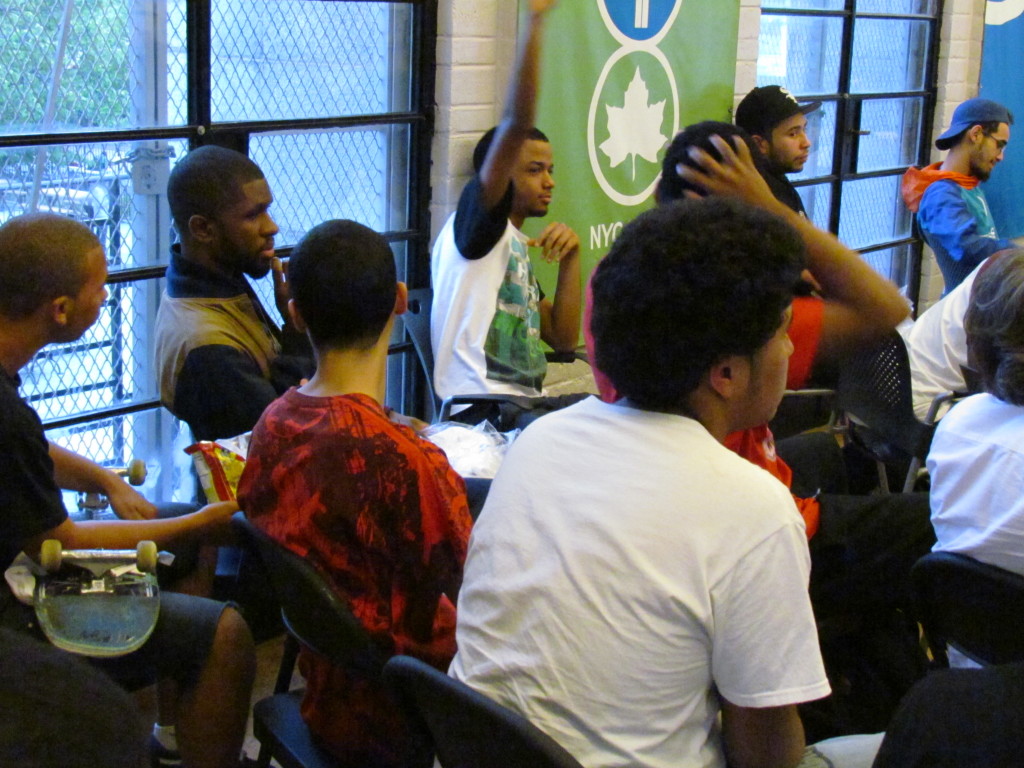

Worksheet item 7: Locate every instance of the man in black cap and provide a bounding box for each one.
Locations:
[902,97,1015,294]
[735,84,821,216]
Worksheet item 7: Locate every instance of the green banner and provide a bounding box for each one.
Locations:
[527,0,741,287]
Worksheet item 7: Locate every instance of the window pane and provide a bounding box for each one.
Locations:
[0,139,186,270]
[793,100,836,182]
[50,408,194,510]
[796,182,833,230]
[211,1,412,123]
[856,0,937,15]
[250,124,411,249]
[851,19,930,94]
[856,97,922,173]
[838,175,911,250]
[858,242,913,287]
[758,15,842,94]
[0,0,188,133]
[22,278,165,421]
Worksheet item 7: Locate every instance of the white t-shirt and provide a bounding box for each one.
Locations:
[903,260,984,419]
[928,393,1024,577]
[430,178,546,400]
[451,397,830,768]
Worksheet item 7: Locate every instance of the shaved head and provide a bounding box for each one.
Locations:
[167,146,266,235]
[0,213,101,319]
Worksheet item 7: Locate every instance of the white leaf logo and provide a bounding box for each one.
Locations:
[599,68,668,181]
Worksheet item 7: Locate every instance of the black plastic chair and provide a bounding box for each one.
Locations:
[232,511,384,768]
[401,287,584,429]
[834,330,956,493]
[912,551,1024,667]
[383,655,585,768]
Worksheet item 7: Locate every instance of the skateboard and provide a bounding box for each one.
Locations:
[33,540,161,658]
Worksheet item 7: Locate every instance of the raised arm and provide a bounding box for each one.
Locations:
[476,0,558,211]
[678,136,909,365]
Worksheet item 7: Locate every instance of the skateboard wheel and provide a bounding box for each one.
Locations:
[39,540,62,572]
[136,541,158,573]
[126,458,147,486]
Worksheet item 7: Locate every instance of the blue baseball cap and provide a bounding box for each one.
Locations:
[936,98,1013,149]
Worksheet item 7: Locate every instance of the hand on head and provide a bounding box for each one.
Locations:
[676,134,780,211]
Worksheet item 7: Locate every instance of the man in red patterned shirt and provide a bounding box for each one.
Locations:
[237,219,472,767]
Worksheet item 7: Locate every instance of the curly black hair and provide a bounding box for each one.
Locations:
[591,197,805,411]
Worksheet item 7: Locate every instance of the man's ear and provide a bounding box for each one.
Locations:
[188,214,216,244]
[706,354,750,401]
[287,298,307,333]
[966,124,985,145]
[394,281,408,316]
[752,134,771,157]
[48,296,73,329]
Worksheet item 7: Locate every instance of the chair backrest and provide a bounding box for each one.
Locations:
[912,551,1024,667]
[401,287,439,423]
[383,655,585,768]
[835,330,935,461]
[232,511,383,677]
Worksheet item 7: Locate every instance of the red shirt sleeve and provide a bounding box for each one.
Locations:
[584,276,620,403]
[787,295,825,390]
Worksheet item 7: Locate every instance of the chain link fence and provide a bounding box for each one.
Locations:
[2,0,425,502]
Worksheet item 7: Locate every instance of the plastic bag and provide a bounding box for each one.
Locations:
[184,433,251,503]
[422,420,518,479]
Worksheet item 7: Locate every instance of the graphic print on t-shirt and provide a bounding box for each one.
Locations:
[483,235,546,391]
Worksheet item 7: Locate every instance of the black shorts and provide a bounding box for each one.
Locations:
[0,585,226,691]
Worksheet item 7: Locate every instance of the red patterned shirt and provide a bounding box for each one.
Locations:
[237,389,472,766]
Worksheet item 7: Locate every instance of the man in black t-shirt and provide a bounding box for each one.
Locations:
[735,85,821,217]
[0,212,254,768]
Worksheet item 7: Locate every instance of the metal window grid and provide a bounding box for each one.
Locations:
[0,0,437,501]
[758,0,943,309]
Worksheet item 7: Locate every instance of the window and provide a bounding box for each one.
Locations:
[757,0,942,310]
[1,0,435,502]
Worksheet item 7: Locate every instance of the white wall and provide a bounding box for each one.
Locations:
[431,0,991,307]
[431,0,515,242]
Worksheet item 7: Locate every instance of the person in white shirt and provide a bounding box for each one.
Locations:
[430,0,581,402]
[929,249,1024,578]
[902,249,1016,419]
[452,197,885,768]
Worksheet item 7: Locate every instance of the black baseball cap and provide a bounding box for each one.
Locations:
[735,85,821,138]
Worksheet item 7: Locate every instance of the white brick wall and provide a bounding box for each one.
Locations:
[733,0,763,115]
[431,1,515,242]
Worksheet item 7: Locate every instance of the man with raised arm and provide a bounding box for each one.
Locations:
[0,213,254,768]
[430,0,581,403]
[902,98,1014,294]
[155,145,314,441]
